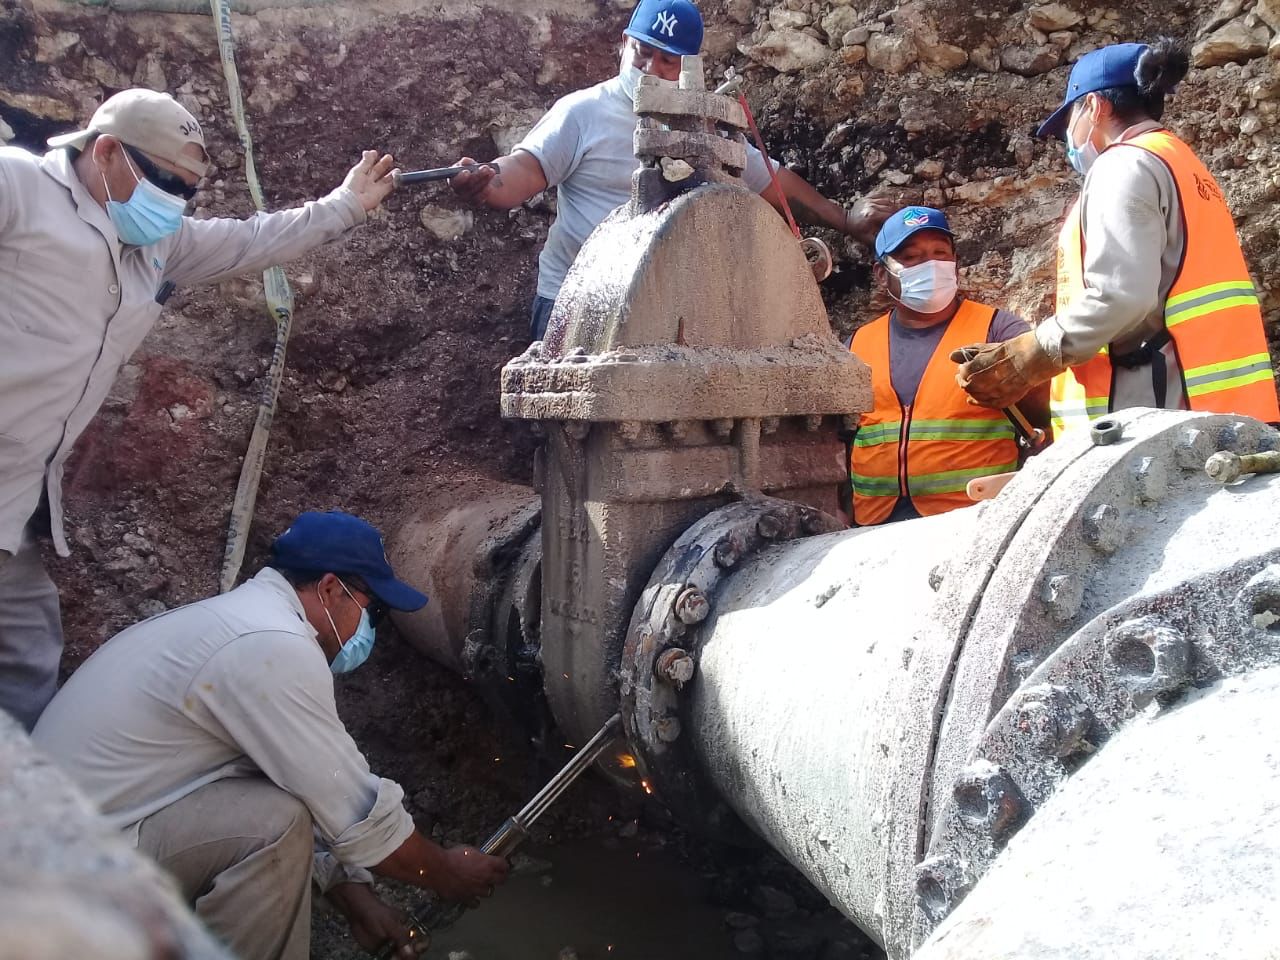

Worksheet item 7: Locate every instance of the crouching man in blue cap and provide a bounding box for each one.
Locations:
[33,511,508,960]
[450,0,893,340]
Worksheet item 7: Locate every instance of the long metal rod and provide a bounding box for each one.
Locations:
[392,162,498,187]
[374,713,622,958]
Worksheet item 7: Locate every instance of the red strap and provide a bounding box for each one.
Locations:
[738,92,801,240]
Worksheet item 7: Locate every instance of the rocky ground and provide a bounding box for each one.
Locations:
[3,0,1279,956]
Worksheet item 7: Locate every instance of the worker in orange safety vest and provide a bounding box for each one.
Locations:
[952,39,1279,435]
[846,207,1050,525]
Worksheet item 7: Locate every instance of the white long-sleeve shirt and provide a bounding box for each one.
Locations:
[0,146,366,556]
[1034,121,1189,366]
[32,567,415,869]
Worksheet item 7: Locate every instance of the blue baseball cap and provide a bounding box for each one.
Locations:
[874,206,953,261]
[625,0,703,57]
[1037,43,1149,139]
[271,510,428,611]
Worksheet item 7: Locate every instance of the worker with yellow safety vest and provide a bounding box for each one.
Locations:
[953,39,1279,433]
[847,207,1050,525]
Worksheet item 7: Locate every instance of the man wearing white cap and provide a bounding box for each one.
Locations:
[0,88,399,730]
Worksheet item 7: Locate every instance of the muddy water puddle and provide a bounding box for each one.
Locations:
[425,838,737,959]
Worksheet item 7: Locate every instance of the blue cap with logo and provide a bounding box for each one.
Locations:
[874,206,953,261]
[1037,42,1149,139]
[271,510,428,611]
[625,0,704,57]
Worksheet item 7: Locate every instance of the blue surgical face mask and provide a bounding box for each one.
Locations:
[100,151,187,246]
[1065,102,1100,177]
[319,580,377,675]
[618,45,675,102]
[886,258,958,314]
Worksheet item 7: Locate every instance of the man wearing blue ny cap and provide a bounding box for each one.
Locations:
[450,0,891,339]
[846,207,1047,525]
[954,39,1278,434]
[34,510,508,960]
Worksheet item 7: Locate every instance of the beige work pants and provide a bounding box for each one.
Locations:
[137,777,313,960]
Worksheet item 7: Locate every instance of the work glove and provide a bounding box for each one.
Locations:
[950,330,1062,410]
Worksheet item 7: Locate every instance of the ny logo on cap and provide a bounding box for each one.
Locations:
[654,10,678,36]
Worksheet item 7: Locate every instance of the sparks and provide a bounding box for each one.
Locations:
[617,753,637,769]
[562,672,570,679]
[493,756,501,762]
[640,779,653,795]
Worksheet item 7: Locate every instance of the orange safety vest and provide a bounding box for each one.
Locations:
[1051,129,1279,436]
[849,300,1019,525]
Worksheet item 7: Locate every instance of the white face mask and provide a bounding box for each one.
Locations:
[886,259,958,314]
[618,44,675,101]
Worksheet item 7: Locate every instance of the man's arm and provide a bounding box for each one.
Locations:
[756,165,894,246]
[1033,150,1169,366]
[163,151,396,288]
[448,151,548,210]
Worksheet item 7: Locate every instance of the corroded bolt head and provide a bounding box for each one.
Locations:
[616,420,642,442]
[914,856,973,926]
[565,420,590,441]
[1081,502,1125,553]
[804,414,824,432]
[664,420,691,442]
[711,418,735,439]
[1040,572,1083,622]
[713,537,742,569]
[800,510,826,535]
[656,647,696,686]
[1176,426,1215,470]
[1131,455,1168,504]
[761,417,781,435]
[654,715,682,742]
[1014,684,1093,759]
[953,760,1030,842]
[673,586,710,625]
[841,414,861,431]
[756,513,784,540]
[1105,616,1190,707]
[1204,451,1243,484]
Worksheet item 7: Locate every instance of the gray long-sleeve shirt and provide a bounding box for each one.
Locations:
[32,567,415,869]
[1033,122,1188,405]
[0,146,366,556]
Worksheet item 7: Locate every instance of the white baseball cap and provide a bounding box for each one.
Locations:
[48,88,210,177]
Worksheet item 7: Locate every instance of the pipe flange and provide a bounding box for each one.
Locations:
[619,495,843,835]
[914,549,1280,945]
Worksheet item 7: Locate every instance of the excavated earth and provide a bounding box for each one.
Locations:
[3,0,1279,956]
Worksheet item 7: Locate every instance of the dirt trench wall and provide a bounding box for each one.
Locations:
[1,0,1279,660]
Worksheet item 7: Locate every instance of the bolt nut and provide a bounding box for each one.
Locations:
[565,420,590,441]
[756,513,784,540]
[1090,417,1123,445]
[1131,455,1168,503]
[799,510,827,535]
[841,414,861,431]
[953,759,1030,843]
[711,418,735,439]
[804,414,824,432]
[656,647,696,686]
[616,420,642,442]
[1040,572,1083,622]
[1176,426,1215,471]
[1105,616,1190,707]
[761,416,781,435]
[664,420,691,442]
[1082,502,1125,554]
[1013,684,1093,759]
[915,856,973,926]
[654,715,682,742]
[713,536,742,569]
[673,586,710,625]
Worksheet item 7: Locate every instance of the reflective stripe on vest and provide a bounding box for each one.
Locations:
[849,300,1019,525]
[1050,130,1279,436]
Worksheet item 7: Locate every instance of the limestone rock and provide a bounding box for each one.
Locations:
[1193,18,1271,66]
[1271,32,1280,59]
[1256,0,1280,31]
[900,96,950,133]
[0,89,75,121]
[1000,43,1065,76]
[1203,0,1247,33]
[914,158,945,179]
[419,205,473,241]
[893,4,967,71]
[35,29,79,63]
[866,32,918,74]
[971,45,1001,72]
[821,6,859,46]
[844,25,870,45]
[840,44,867,65]
[132,52,167,91]
[739,29,831,72]
[246,81,297,116]
[0,116,12,143]
[725,0,754,25]
[1028,3,1084,32]
[768,7,811,30]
